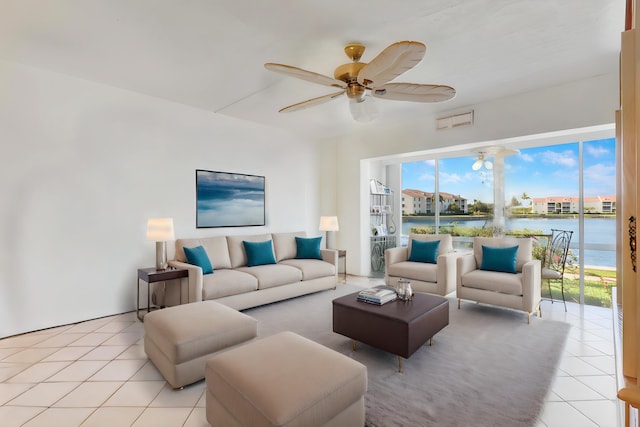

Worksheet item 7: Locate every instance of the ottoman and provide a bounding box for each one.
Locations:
[144,300,257,389]
[205,331,368,427]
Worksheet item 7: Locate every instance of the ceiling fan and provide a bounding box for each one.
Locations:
[264,41,456,121]
[472,153,493,171]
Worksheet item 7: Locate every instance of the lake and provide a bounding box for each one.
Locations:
[401,216,617,268]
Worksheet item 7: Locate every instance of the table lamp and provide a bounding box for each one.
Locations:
[319,216,339,249]
[146,218,175,270]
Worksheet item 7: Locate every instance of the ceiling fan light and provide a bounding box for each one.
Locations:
[349,96,379,122]
[472,159,483,170]
[485,160,493,170]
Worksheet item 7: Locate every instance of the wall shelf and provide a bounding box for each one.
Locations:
[369,179,396,277]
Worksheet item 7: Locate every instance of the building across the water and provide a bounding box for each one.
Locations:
[402,189,468,215]
[531,196,616,214]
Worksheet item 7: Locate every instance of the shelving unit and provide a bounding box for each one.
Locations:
[369,179,396,277]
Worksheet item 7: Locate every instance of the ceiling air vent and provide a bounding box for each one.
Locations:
[436,110,474,130]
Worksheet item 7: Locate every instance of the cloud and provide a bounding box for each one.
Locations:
[539,150,577,168]
[584,163,615,182]
[519,153,535,162]
[440,172,465,184]
[422,160,436,167]
[585,145,610,157]
[418,172,435,182]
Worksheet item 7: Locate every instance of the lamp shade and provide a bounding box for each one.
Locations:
[146,218,175,241]
[319,216,339,231]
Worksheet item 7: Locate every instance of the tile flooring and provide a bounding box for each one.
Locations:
[0,276,621,426]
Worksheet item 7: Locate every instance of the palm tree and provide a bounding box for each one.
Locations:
[521,192,531,214]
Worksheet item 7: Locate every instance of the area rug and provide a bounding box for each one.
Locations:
[243,284,570,427]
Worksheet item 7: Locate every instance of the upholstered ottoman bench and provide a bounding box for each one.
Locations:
[143,300,257,389]
[205,331,368,427]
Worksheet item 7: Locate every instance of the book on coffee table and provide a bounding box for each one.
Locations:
[357,285,397,305]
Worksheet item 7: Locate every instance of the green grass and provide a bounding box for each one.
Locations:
[542,277,615,308]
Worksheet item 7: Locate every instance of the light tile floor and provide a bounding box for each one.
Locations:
[535,296,620,427]
[0,277,621,426]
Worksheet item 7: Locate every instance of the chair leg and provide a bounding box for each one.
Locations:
[457,298,461,309]
[560,279,567,312]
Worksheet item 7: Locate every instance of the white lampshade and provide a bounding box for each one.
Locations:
[319,216,339,231]
[146,218,175,241]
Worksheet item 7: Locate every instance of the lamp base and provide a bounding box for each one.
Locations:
[326,231,336,250]
[155,241,168,270]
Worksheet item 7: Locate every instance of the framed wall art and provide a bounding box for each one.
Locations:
[196,169,265,228]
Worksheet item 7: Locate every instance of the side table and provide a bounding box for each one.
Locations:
[137,267,189,321]
[338,250,347,283]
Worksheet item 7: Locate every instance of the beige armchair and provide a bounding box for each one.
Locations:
[385,234,459,296]
[456,236,541,323]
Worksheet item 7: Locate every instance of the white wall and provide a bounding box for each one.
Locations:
[0,61,326,338]
[333,72,619,276]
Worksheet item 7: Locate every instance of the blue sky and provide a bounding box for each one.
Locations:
[401,138,616,205]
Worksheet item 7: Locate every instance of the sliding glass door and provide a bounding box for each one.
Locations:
[401,137,617,307]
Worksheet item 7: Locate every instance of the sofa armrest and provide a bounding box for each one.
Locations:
[320,249,339,276]
[456,253,477,292]
[385,246,408,268]
[168,260,204,303]
[521,259,542,312]
[437,252,462,295]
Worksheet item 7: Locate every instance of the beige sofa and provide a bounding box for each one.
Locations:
[384,234,459,296]
[156,231,338,311]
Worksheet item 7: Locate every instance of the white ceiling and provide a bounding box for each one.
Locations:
[0,0,625,140]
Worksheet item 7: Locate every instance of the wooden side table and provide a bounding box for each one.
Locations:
[137,267,189,321]
[338,250,347,283]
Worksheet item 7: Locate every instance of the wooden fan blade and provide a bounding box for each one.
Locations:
[371,83,456,103]
[278,90,345,113]
[357,41,426,87]
[265,63,347,89]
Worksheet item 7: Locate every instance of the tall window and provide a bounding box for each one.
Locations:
[401,138,617,307]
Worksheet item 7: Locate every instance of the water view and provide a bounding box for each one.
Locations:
[402,216,616,268]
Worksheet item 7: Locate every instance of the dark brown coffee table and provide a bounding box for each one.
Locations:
[332,291,449,372]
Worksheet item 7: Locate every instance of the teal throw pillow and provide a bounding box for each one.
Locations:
[243,240,277,267]
[295,236,322,260]
[480,245,519,274]
[408,239,440,264]
[183,245,214,274]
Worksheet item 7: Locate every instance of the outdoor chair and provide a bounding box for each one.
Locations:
[541,229,574,312]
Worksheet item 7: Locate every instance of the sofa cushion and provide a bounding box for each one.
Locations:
[175,237,232,270]
[473,237,532,273]
[227,234,272,268]
[387,261,437,283]
[202,269,258,300]
[183,245,214,274]
[237,264,303,290]
[272,231,306,262]
[295,236,322,260]
[280,258,336,281]
[408,234,453,256]
[243,240,277,267]
[461,269,523,296]
[480,245,518,274]
[408,240,440,264]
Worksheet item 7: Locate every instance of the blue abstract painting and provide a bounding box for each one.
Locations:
[196,169,265,228]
